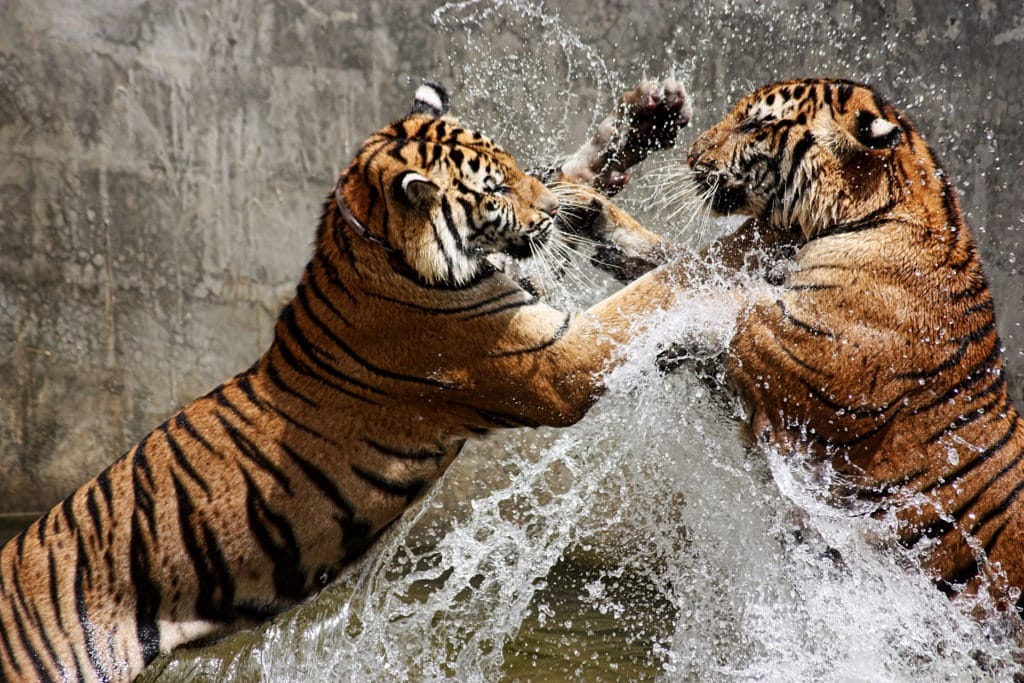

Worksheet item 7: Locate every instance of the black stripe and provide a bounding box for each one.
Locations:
[896,320,994,381]
[237,377,340,450]
[313,252,357,305]
[912,342,1003,415]
[351,464,426,502]
[431,216,458,279]
[128,512,161,666]
[131,439,159,538]
[13,562,63,681]
[214,388,254,427]
[239,469,306,603]
[441,194,469,252]
[175,412,223,459]
[900,514,955,548]
[476,409,541,429]
[265,356,320,408]
[776,300,836,338]
[783,131,813,192]
[278,442,357,519]
[921,419,1019,498]
[386,138,406,161]
[34,510,47,547]
[161,424,212,496]
[235,372,266,409]
[368,287,528,315]
[46,552,63,627]
[96,470,114,518]
[283,301,456,391]
[365,438,448,461]
[4,568,51,680]
[806,409,896,450]
[412,119,434,140]
[835,82,854,112]
[0,582,28,680]
[963,297,995,317]
[786,283,839,292]
[74,534,107,682]
[818,200,896,238]
[405,260,499,292]
[171,472,235,622]
[84,485,104,539]
[795,374,895,420]
[793,263,856,276]
[926,396,1003,445]
[490,315,570,357]
[949,275,988,303]
[777,338,831,378]
[215,414,293,495]
[463,296,539,321]
[304,266,353,328]
[975,472,1024,542]
[274,327,375,404]
[291,287,388,400]
[936,554,981,596]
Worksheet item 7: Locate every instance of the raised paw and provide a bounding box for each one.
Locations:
[561,78,692,196]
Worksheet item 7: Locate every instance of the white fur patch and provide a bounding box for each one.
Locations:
[402,171,431,193]
[869,117,898,138]
[414,84,444,115]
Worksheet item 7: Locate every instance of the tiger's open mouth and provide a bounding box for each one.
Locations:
[505,221,553,260]
[473,221,553,261]
[692,163,749,215]
[693,168,748,215]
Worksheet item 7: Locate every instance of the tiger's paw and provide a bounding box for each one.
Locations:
[561,78,691,196]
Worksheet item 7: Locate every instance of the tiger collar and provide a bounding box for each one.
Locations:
[336,193,397,254]
[334,191,493,288]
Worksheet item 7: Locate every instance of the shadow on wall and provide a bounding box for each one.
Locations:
[0,0,1022,511]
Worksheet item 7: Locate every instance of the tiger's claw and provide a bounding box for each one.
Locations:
[561,78,692,196]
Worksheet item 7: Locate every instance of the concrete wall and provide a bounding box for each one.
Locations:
[1,0,1022,512]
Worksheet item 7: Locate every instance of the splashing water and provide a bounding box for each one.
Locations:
[143,1,1024,680]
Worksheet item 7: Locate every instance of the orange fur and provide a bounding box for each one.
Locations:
[591,78,1024,613]
[0,83,693,681]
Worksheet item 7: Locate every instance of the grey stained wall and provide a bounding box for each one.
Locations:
[1,0,1022,512]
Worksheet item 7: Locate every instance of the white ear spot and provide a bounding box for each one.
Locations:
[402,171,430,192]
[411,82,450,117]
[398,171,439,206]
[869,117,897,138]
[855,111,902,149]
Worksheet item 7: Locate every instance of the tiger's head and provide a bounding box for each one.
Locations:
[688,79,943,242]
[333,82,559,286]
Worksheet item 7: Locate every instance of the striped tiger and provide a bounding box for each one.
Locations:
[0,81,693,680]
[585,78,1024,615]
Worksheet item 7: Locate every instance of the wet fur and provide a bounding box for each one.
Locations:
[0,84,692,681]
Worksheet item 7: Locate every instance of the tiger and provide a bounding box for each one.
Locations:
[579,78,1024,617]
[0,80,695,681]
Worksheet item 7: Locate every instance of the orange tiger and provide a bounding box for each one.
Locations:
[586,78,1024,615]
[0,81,692,681]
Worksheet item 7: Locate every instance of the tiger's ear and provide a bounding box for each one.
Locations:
[854,110,902,150]
[410,81,450,117]
[394,171,439,207]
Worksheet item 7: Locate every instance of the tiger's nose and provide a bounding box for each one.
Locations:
[539,190,559,217]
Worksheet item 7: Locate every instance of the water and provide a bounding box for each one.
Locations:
[140,1,1024,679]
